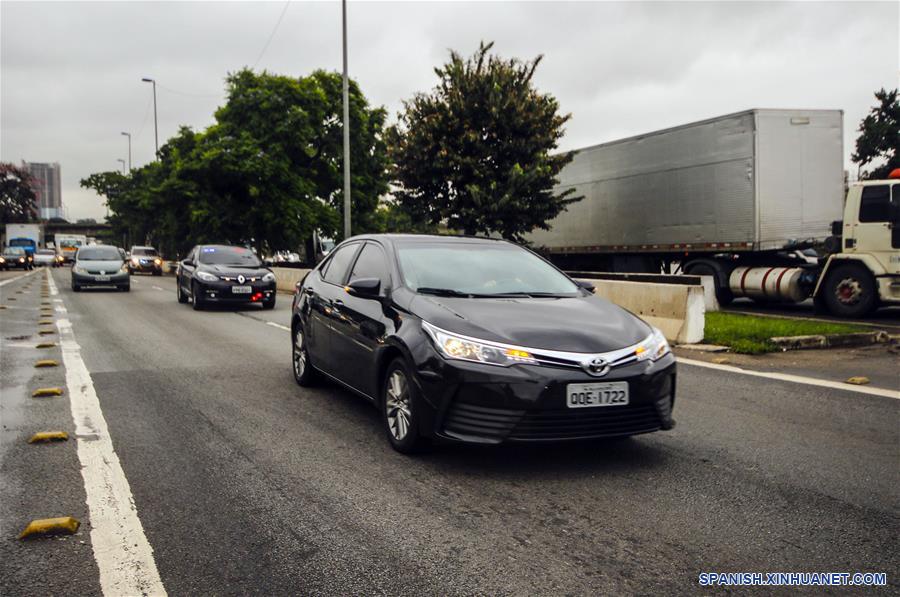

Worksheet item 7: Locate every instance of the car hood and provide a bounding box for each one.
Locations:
[77,260,123,271]
[202,264,270,278]
[409,294,652,353]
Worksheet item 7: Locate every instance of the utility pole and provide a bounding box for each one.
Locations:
[121,132,132,171]
[341,0,351,239]
[141,78,159,158]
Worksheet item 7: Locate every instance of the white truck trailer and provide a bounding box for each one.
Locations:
[529,109,900,317]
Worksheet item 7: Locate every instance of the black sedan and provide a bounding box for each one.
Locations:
[1,246,31,270]
[176,244,276,310]
[290,234,676,453]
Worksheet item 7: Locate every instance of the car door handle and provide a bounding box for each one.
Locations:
[333,299,344,307]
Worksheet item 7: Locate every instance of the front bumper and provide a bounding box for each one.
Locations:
[2,260,30,269]
[129,261,162,273]
[412,345,676,444]
[72,271,130,286]
[196,280,276,303]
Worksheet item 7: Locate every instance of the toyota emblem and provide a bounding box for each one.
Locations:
[237,275,245,284]
[582,356,610,377]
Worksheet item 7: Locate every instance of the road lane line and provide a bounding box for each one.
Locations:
[0,269,39,288]
[152,286,164,291]
[677,356,900,400]
[266,321,291,332]
[46,270,167,596]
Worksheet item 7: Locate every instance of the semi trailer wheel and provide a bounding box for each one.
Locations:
[821,263,877,318]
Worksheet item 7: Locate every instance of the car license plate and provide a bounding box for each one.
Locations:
[95,275,110,282]
[232,285,252,294]
[566,381,629,408]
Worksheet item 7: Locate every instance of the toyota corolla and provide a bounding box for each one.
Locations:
[290,234,676,453]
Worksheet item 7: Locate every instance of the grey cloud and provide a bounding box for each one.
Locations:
[2,1,896,221]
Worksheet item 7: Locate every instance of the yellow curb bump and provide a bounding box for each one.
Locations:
[34,360,59,368]
[846,376,870,385]
[28,431,69,444]
[39,330,55,336]
[38,320,54,325]
[35,342,57,349]
[32,387,64,397]
[0,305,6,309]
[712,357,730,364]
[18,517,80,540]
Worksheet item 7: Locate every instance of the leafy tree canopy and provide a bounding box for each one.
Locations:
[852,88,899,180]
[0,163,38,224]
[388,41,582,241]
[83,69,389,259]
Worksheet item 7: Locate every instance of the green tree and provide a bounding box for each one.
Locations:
[852,88,899,180]
[388,42,581,241]
[0,163,38,224]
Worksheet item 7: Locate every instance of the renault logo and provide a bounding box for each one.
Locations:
[237,275,245,284]
[582,356,610,377]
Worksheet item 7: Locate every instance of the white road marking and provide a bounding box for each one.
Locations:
[266,321,291,332]
[152,286,164,291]
[677,356,900,400]
[46,270,167,596]
[0,269,38,287]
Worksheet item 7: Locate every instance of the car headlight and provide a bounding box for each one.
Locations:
[0,257,5,263]
[635,327,671,362]
[73,266,87,274]
[262,272,276,282]
[154,258,162,265]
[131,257,140,264]
[196,271,218,282]
[422,321,537,367]
[19,257,25,263]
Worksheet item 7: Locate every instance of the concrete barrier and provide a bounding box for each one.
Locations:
[586,279,706,344]
[271,267,311,293]
[567,271,719,312]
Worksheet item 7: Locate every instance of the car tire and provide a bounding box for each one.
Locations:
[382,358,428,454]
[822,263,877,318]
[192,281,204,311]
[292,323,318,386]
[120,285,130,292]
[262,297,276,310]
[177,280,188,304]
[153,270,162,277]
[686,262,733,306]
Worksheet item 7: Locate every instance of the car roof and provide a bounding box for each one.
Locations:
[347,233,510,246]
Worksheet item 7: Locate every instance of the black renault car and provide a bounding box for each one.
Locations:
[290,234,676,453]
[176,244,276,310]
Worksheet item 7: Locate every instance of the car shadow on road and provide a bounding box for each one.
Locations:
[315,378,673,479]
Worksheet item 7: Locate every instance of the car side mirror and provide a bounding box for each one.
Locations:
[576,279,596,293]
[183,259,193,266]
[345,277,381,298]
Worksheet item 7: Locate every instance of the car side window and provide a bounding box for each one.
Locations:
[322,243,359,286]
[348,243,389,287]
[859,185,890,223]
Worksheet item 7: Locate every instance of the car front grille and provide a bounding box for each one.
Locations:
[442,401,664,442]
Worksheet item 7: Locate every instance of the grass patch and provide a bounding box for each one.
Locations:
[704,312,867,354]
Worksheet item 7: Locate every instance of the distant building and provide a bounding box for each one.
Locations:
[22,161,63,220]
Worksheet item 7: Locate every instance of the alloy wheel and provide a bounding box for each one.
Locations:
[293,329,307,379]
[385,370,412,441]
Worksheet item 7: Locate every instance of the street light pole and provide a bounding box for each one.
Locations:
[121,131,132,171]
[341,0,351,239]
[117,159,126,174]
[141,77,158,158]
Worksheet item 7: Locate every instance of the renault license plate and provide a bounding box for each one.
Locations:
[566,381,629,408]
[232,285,252,294]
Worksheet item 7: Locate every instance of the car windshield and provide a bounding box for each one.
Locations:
[77,247,122,261]
[132,248,158,256]
[199,246,261,266]
[4,247,26,255]
[396,242,580,297]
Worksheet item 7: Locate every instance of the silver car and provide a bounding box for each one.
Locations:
[34,248,63,267]
[71,245,130,292]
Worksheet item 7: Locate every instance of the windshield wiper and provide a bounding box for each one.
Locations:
[476,291,572,298]
[416,287,471,297]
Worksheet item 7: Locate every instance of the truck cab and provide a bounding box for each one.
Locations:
[814,170,900,316]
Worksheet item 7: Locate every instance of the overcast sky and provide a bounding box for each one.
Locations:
[2,1,898,221]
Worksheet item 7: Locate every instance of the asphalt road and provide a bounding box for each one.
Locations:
[2,268,898,595]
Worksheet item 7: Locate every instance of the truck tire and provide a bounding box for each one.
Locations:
[685,262,733,306]
[822,263,877,318]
